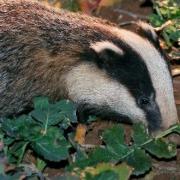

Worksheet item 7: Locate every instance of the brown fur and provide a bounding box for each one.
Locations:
[0,0,120,116]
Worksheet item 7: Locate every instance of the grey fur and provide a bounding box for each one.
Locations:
[0,0,178,131]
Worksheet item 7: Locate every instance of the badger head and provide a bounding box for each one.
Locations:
[65,22,178,132]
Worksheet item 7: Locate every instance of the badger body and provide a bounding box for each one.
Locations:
[0,0,178,131]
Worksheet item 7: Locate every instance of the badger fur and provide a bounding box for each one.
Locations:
[0,0,178,131]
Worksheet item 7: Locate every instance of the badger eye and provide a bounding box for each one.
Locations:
[139,97,150,106]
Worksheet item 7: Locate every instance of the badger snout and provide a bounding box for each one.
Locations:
[137,95,178,133]
[146,108,162,132]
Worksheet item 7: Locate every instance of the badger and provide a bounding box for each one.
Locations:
[0,0,178,132]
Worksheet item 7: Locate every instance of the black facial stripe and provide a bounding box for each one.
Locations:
[82,39,162,130]
[77,102,132,124]
[145,103,162,131]
[123,25,166,58]
[103,42,162,130]
[136,29,159,48]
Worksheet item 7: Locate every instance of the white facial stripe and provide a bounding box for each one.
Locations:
[65,62,146,124]
[137,21,157,40]
[90,41,124,55]
[112,28,178,128]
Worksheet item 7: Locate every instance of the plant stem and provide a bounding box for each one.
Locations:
[118,124,179,162]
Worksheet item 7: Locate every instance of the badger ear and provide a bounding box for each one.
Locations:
[135,21,159,45]
[90,41,124,66]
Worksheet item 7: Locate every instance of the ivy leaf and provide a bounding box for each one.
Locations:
[132,123,150,145]
[144,139,177,159]
[125,148,151,175]
[31,127,71,162]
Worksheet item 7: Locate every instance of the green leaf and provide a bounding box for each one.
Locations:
[33,97,49,110]
[149,14,164,27]
[1,116,41,141]
[133,123,150,145]
[0,163,4,175]
[36,158,46,171]
[169,30,180,41]
[70,126,129,170]
[102,126,129,159]
[31,127,71,162]
[3,137,15,146]
[144,139,177,158]
[70,148,113,170]
[52,174,80,180]
[102,126,125,145]
[174,124,180,134]
[0,173,22,180]
[61,0,80,12]
[31,98,77,128]
[84,163,133,180]
[125,148,151,175]
[31,107,63,127]
[86,171,119,180]
[55,100,77,124]
[8,141,29,164]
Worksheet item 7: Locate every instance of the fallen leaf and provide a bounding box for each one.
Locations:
[75,124,87,144]
[79,0,101,14]
[99,0,121,7]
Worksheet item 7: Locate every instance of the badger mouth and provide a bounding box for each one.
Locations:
[76,103,135,125]
[76,102,165,134]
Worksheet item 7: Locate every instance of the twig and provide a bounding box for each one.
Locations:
[153,163,180,173]
[169,55,180,60]
[114,9,148,20]
[80,144,105,149]
[154,20,173,31]
[118,21,136,27]
[172,68,180,77]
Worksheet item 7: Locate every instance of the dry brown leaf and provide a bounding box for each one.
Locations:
[79,0,121,14]
[99,0,122,7]
[52,1,62,9]
[79,0,101,14]
[74,124,87,144]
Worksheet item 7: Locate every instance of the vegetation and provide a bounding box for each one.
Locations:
[149,0,180,61]
[0,97,179,179]
[0,0,179,179]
